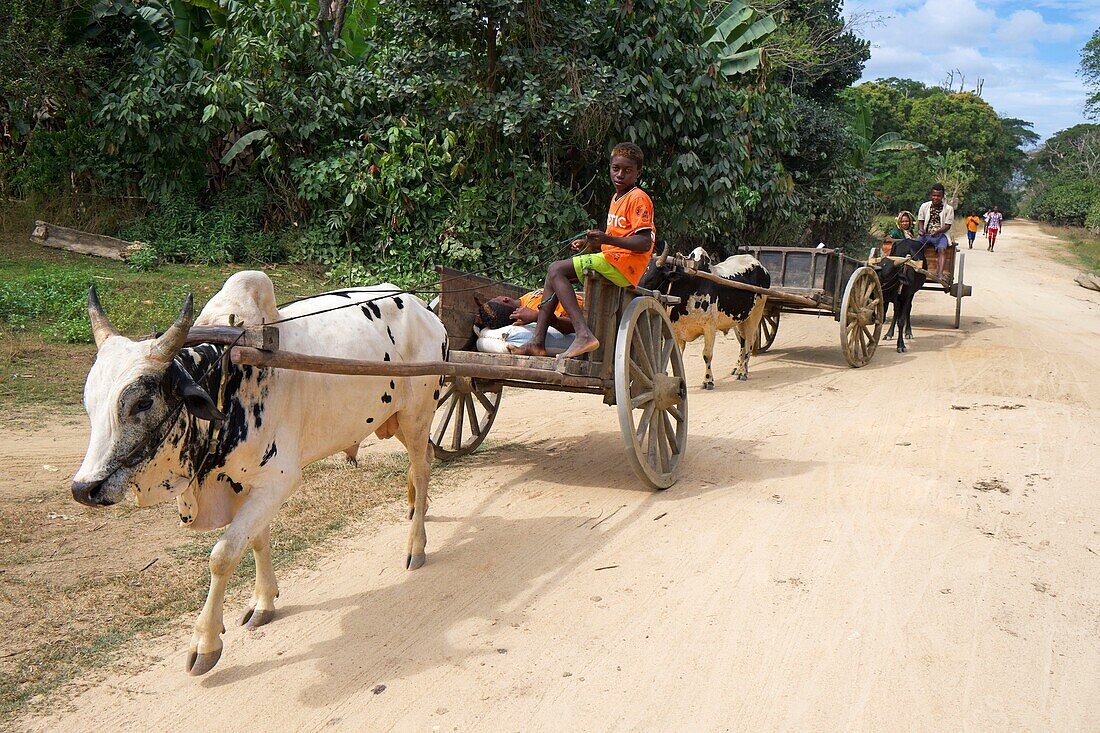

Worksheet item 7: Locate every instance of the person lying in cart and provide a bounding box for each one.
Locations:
[474,290,583,355]
[513,141,656,359]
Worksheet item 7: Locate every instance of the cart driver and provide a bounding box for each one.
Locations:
[513,142,655,359]
[917,183,954,281]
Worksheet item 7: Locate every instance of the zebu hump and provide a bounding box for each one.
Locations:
[711,255,763,280]
[196,270,280,326]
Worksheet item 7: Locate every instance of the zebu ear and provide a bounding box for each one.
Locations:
[166,363,226,422]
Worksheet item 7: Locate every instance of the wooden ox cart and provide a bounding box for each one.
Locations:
[661,246,888,368]
[222,268,689,490]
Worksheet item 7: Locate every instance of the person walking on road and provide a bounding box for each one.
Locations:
[965,212,982,249]
[918,183,954,281]
[987,207,1003,251]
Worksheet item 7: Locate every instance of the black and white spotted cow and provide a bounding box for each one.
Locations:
[70,271,447,676]
[639,247,770,389]
[877,238,928,353]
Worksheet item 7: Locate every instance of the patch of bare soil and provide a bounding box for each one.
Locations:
[0,420,415,721]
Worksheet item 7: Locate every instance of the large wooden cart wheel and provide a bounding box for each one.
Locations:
[755,306,780,354]
[614,297,688,489]
[839,266,884,368]
[431,377,501,460]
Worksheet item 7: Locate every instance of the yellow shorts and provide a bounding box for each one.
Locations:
[572,252,631,287]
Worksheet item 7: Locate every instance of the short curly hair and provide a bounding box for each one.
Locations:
[611,142,644,166]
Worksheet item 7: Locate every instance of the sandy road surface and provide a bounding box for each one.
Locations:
[17,221,1100,732]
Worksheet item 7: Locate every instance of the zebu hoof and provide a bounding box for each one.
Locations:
[897,345,907,353]
[406,552,426,570]
[905,331,913,339]
[345,456,359,467]
[702,382,714,391]
[239,606,275,629]
[186,644,223,676]
[736,373,748,382]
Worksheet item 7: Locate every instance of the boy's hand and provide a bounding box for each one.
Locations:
[570,238,588,252]
[585,229,607,245]
[510,306,538,325]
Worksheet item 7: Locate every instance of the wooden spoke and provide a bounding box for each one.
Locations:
[667,403,684,424]
[432,392,459,445]
[450,393,466,451]
[464,393,480,437]
[631,391,654,409]
[660,409,678,458]
[632,338,655,379]
[635,402,655,443]
[436,383,456,408]
[474,388,496,412]
[629,359,653,388]
[656,330,674,374]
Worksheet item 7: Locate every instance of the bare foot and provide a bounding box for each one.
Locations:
[512,342,549,357]
[558,335,599,360]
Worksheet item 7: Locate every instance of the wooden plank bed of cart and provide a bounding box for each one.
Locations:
[228,267,689,490]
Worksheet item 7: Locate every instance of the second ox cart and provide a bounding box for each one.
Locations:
[659,245,890,368]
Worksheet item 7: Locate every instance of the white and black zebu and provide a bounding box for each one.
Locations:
[71,271,447,676]
[639,247,770,389]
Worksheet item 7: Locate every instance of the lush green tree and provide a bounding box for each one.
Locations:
[762,0,870,102]
[1082,29,1100,119]
[0,0,111,195]
[1021,123,1100,226]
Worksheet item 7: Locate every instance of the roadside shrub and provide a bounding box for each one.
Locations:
[293,121,590,286]
[120,176,278,265]
[1086,199,1100,234]
[0,271,97,343]
[1024,174,1100,226]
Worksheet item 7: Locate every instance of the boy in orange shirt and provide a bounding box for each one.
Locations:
[514,142,655,359]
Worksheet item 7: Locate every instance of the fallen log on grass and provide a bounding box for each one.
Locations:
[30,220,150,262]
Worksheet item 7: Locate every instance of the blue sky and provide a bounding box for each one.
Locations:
[847,0,1099,141]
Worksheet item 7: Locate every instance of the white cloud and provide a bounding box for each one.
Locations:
[848,0,1094,139]
[997,10,1076,52]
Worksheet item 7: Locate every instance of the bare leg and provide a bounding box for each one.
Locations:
[701,324,716,389]
[187,473,297,675]
[936,249,946,280]
[239,525,278,629]
[395,410,433,570]
[733,296,766,381]
[517,259,598,359]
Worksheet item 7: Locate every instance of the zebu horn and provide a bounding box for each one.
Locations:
[656,243,671,267]
[88,286,119,349]
[150,293,194,364]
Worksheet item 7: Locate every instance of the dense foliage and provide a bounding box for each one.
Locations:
[844,79,1037,218]
[1,0,885,283]
[1020,124,1100,227]
[1083,29,1100,120]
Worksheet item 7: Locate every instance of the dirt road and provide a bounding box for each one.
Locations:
[18,221,1100,731]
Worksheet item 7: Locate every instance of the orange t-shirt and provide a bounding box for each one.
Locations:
[519,288,584,318]
[966,215,982,233]
[603,187,656,286]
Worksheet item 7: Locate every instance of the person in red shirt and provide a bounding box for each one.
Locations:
[514,142,655,359]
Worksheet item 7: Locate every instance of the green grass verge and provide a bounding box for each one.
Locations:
[1037,223,1100,273]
